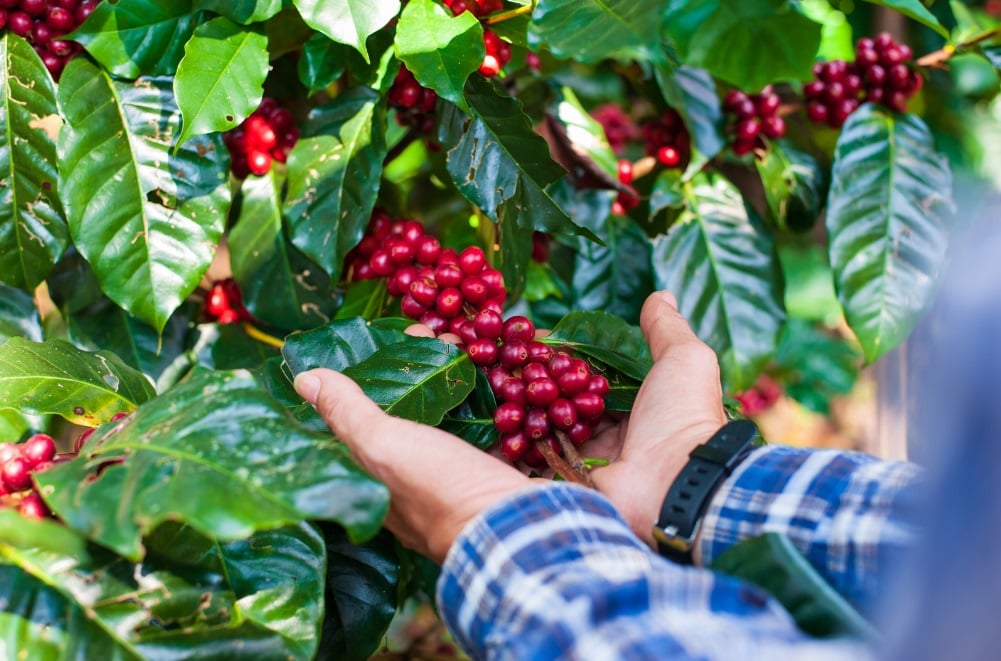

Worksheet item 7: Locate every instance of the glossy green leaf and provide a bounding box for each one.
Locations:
[37,370,389,559]
[0,410,32,440]
[0,35,66,290]
[663,0,822,90]
[318,525,399,661]
[0,522,326,658]
[395,0,483,112]
[545,311,652,381]
[286,88,387,280]
[334,279,389,320]
[57,58,230,333]
[194,0,284,24]
[299,33,349,96]
[711,533,876,639]
[826,105,953,363]
[650,169,685,217]
[292,0,401,62]
[229,171,338,331]
[754,140,827,233]
[283,317,410,376]
[651,174,785,391]
[175,17,269,146]
[0,283,42,345]
[68,0,200,79]
[441,368,498,450]
[343,338,476,425]
[528,0,664,63]
[0,338,155,427]
[191,323,281,372]
[44,248,103,315]
[64,297,193,383]
[571,215,654,325]
[555,86,618,177]
[859,0,946,36]
[655,65,725,170]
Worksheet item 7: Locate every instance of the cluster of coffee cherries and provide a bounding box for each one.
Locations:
[642,108,691,169]
[464,314,609,467]
[733,375,781,416]
[1,0,99,78]
[345,210,506,335]
[591,104,640,154]
[387,66,439,134]
[203,278,251,325]
[724,86,786,156]
[0,434,58,519]
[612,159,639,216]
[442,0,510,77]
[223,98,300,178]
[805,33,923,128]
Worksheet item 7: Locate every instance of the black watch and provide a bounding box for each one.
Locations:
[652,419,759,564]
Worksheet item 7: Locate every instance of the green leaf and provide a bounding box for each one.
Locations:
[554,86,618,177]
[754,140,827,233]
[194,0,284,24]
[68,0,200,79]
[175,17,269,146]
[282,316,409,375]
[57,58,230,333]
[0,337,155,427]
[571,215,654,325]
[799,0,854,61]
[286,88,387,280]
[1,522,326,658]
[655,65,725,170]
[299,33,349,96]
[335,279,389,320]
[0,409,33,440]
[0,35,66,290]
[395,0,483,113]
[229,171,338,331]
[826,105,953,363]
[343,338,476,425]
[650,168,685,216]
[64,298,193,383]
[440,368,498,450]
[318,525,399,661]
[528,0,664,63]
[663,0,822,90]
[859,0,947,36]
[192,323,281,371]
[292,0,401,62]
[0,283,42,345]
[711,533,876,639]
[772,319,860,415]
[651,173,786,391]
[545,311,652,381]
[37,370,389,559]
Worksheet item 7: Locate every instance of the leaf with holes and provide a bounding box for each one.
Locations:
[68,0,200,79]
[826,105,953,363]
[36,369,388,559]
[0,337,155,426]
[57,58,230,333]
[395,0,483,113]
[651,173,785,391]
[285,88,387,280]
[175,17,269,145]
[293,0,401,62]
[0,35,66,291]
[229,171,338,332]
[342,338,476,425]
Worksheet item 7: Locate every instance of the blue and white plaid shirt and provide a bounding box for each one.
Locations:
[436,445,922,660]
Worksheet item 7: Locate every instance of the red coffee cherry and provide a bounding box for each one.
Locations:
[548,398,578,431]
[22,434,56,467]
[525,378,560,408]
[466,338,499,366]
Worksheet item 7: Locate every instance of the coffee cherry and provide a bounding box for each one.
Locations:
[499,377,527,405]
[2,457,31,492]
[567,422,592,445]
[419,311,449,335]
[501,432,529,462]
[521,362,550,383]
[572,392,605,421]
[8,11,32,36]
[22,434,56,467]
[656,146,680,167]
[474,309,504,339]
[466,338,499,366]
[415,235,441,265]
[247,150,272,176]
[587,375,610,397]
[46,7,75,32]
[523,409,550,440]
[21,0,46,16]
[486,367,511,395]
[18,492,50,519]
[502,316,534,343]
[557,360,591,396]
[525,378,559,407]
[493,402,525,434]
[435,287,463,317]
[527,341,554,364]
[460,276,489,305]
[499,340,529,369]
[410,277,439,307]
[548,352,574,377]
[548,398,578,430]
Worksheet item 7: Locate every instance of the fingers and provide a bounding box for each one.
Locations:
[639,291,705,362]
[294,369,388,445]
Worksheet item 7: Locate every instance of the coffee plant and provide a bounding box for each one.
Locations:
[0,0,997,657]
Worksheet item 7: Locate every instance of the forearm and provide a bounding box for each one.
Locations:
[437,483,871,660]
[698,445,923,614]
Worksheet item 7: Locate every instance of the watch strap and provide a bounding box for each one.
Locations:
[653,419,758,564]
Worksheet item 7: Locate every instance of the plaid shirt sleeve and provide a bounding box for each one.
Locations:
[436,445,920,660]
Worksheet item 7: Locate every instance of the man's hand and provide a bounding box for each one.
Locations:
[294,291,725,562]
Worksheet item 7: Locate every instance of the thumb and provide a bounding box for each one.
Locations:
[293,368,385,446]
[639,291,705,362]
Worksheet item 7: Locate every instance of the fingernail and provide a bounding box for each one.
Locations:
[661,291,678,309]
[293,372,321,404]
